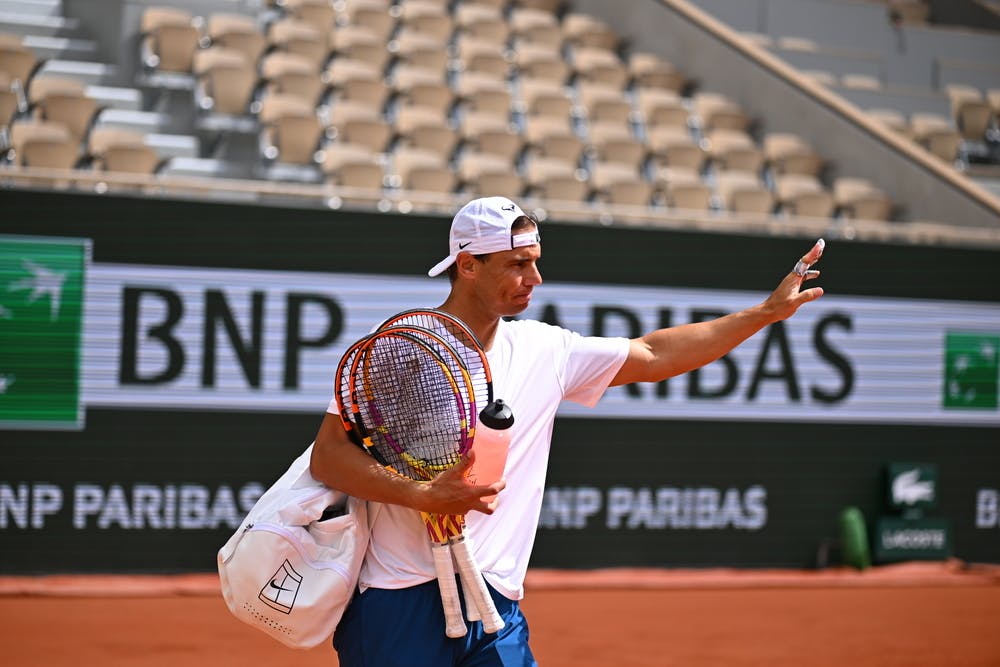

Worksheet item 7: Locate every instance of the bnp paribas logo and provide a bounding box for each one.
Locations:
[943,332,999,410]
[1,235,91,430]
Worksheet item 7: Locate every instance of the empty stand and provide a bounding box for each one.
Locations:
[139,6,201,74]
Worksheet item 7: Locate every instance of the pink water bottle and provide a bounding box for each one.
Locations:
[468,400,514,503]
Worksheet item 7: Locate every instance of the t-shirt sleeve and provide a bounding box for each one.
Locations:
[561,331,630,407]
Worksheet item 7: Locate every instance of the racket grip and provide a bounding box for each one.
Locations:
[461,571,481,623]
[431,542,467,638]
[451,536,505,634]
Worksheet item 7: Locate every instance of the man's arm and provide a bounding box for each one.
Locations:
[612,239,825,386]
[309,412,504,515]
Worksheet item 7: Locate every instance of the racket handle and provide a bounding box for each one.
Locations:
[451,536,505,634]
[431,542,467,638]
[461,570,481,623]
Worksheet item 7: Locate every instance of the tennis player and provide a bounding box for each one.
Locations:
[310,196,825,666]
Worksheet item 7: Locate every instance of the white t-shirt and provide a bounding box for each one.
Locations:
[326,318,629,600]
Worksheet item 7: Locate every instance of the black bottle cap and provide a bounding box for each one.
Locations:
[479,399,514,430]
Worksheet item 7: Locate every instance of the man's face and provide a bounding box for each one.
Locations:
[472,240,543,318]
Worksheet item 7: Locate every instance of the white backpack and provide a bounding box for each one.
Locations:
[218,444,370,649]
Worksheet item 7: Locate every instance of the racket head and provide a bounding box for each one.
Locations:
[338,328,474,481]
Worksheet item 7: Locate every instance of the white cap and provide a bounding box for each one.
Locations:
[427,197,541,277]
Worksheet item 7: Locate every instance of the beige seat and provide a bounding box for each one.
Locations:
[459,111,522,162]
[705,128,764,173]
[524,155,588,202]
[523,114,583,164]
[9,119,79,168]
[578,82,632,125]
[458,151,524,199]
[628,53,686,93]
[715,170,774,215]
[454,71,511,119]
[945,84,993,140]
[391,145,456,193]
[561,13,620,52]
[140,6,202,73]
[833,177,892,221]
[323,58,388,110]
[389,27,450,74]
[329,24,390,72]
[865,108,909,136]
[194,47,257,115]
[325,99,391,153]
[394,104,458,160]
[656,166,711,212]
[207,14,267,67]
[453,4,509,46]
[258,92,324,165]
[693,91,751,132]
[762,132,823,177]
[267,18,328,68]
[0,37,39,89]
[0,73,18,135]
[512,0,566,12]
[453,35,509,80]
[840,73,881,90]
[910,112,962,163]
[646,125,704,171]
[571,47,627,89]
[514,43,569,84]
[27,76,101,143]
[395,0,453,42]
[636,88,689,129]
[342,0,397,41]
[508,7,562,49]
[285,0,336,31]
[261,51,325,106]
[391,64,453,115]
[96,142,161,174]
[586,121,645,167]
[774,174,835,218]
[519,77,574,119]
[888,0,930,25]
[987,89,1000,116]
[590,161,653,206]
[322,142,384,189]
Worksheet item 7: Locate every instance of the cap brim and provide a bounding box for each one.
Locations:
[427,255,456,277]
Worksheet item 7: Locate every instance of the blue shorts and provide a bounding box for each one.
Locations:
[333,577,537,667]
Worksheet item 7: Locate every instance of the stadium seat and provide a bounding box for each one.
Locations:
[324,99,391,153]
[0,73,18,141]
[656,166,712,212]
[628,52,686,93]
[193,48,257,115]
[390,64,453,116]
[646,125,705,171]
[284,0,337,32]
[139,6,202,73]
[586,121,646,168]
[693,91,751,132]
[329,24,390,73]
[258,92,324,165]
[578,82,632,125]
[391,145,456,192]
[865,108,910,136]
[453,35,509,80]
[705,128,764,173]
[453,4,509,46]
[508,8,563,50]
[571,47,628,89]
[266,18,328,69]
[715,170,775,215]
[944,84,993,141]
[321,141,384,189]
[340,0,397,42]
[635,88,689,129]
[562,13,621,52]
[27,76,101,143]
[774,174,835,218]
[524,155,588,202]
[523,114,583,164]
[888,0,930,25]
[459,111,523,162]
[454,71,512,119]
[388,27,450,74]
[393,104,458,161]
[0,37,39,91]
[910,112,962,163]
[261,51,326,106]
[518,77,574,119]
[762,132,824,177]
[323,58,388,110]
[8,119,79,168]
[394,0,453,43]
[514,43,570,84]
[590,161,653,206]
[840,73,881,90]
[833,177,893,221]
[511,0,567,13]
[207,14,267,68]
[458,151,524,199]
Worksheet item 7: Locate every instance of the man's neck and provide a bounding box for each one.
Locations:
[437,298,501,351]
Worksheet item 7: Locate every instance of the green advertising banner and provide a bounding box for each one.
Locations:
[0,235,90,430]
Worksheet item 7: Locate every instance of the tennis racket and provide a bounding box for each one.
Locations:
[334,322,503,637]
[374,312,507,631]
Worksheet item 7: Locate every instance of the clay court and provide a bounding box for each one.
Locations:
[3,561,999,667]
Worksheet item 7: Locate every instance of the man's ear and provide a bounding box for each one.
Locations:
[455,252,479,278]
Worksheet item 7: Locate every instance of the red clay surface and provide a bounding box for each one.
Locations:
[2,561,999,667]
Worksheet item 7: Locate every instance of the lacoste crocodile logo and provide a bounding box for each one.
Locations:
[892,469,934,505]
